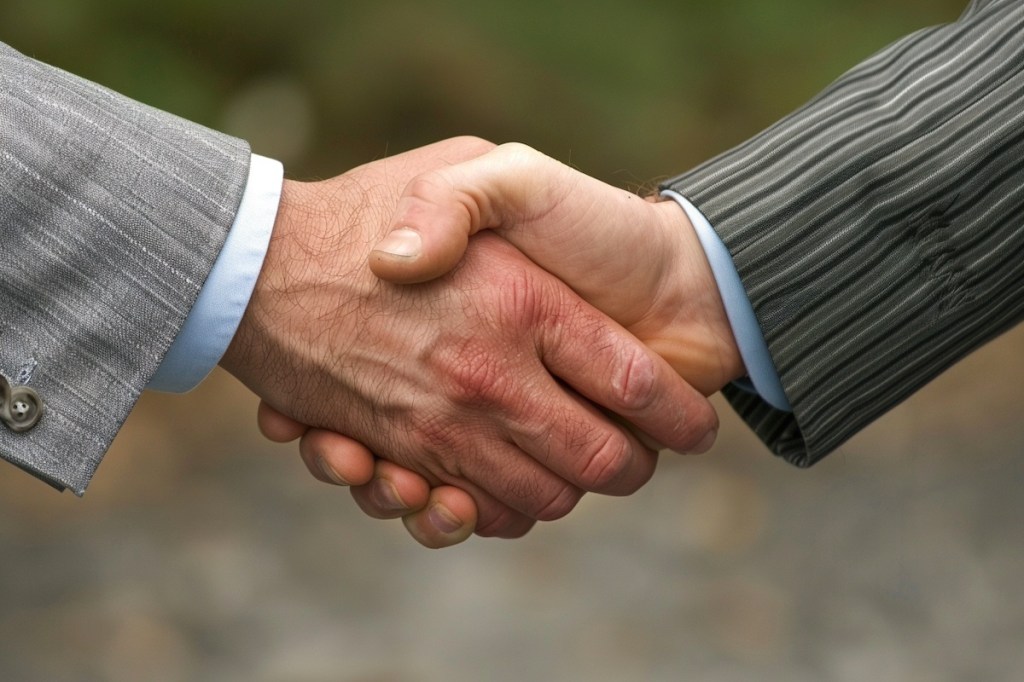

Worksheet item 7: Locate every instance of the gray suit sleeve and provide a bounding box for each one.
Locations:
[662,0,1024,466]
[0,43,251,492]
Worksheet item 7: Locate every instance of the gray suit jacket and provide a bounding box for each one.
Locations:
[665,0,1024,466]
[0,42,250,493]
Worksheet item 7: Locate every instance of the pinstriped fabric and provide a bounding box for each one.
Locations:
[664,0,1024,467]
[0,43,250,492]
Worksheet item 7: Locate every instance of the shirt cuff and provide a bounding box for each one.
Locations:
[148,154,283,393]
[660,189,792,412]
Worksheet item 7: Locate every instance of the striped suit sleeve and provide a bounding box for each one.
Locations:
[662,0,1024,467]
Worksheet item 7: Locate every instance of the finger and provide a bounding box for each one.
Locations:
[413,236,680,500]
[369,172,474,284]
[604,408,666,452]
[288,422,551,537]
[503,377,662,497]
[367,135,499,283]
[257,400,308,442]
[298,429,378,487]
[470,494,537,539]
[420,474,538,539]
[370,143,571,284]
[535,274,720,455]
[349,460,431,518]
[350,457,539,539]
[443,443,586,525]
[400,486,478,549]
[291,416,566,531]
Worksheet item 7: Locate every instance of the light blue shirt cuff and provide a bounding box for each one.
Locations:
[660,189,792,412]
[148,154,284,393]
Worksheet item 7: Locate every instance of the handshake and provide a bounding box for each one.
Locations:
[219,137,746,548]
[5,5,1013,547]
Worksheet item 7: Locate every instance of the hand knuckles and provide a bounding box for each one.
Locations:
[532,485,583,522]
[442,340,516,409]
[576,431,635,492]
[498,473,581,522]
[609,348,659,413]
[406,415,477,484]
[406,174,446,202]
[496,267,545,327]
[494,142,544,168]
[409,412,461,454]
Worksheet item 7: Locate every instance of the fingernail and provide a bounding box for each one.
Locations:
[692,429,718,454]
[375,228,422,258]
[316,455,350,486]
[428,504,464,534]
[371,479,407,513]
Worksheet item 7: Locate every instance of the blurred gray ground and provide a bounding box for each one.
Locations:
[2,327,1023,682]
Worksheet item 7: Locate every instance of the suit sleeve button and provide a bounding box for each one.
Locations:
[1,376,43,433]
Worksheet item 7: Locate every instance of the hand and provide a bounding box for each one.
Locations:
[257,402,478,548]
[370,142,744,394]
[222,138,719,541]
[259,141,742,548]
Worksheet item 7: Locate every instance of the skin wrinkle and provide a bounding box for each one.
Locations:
[500,467,545,504]
[466,252,651,496]
[526,481,582,522]
[523,370,652,496]
[442,335,518,411]
[502,145,580,231]
[575,427,637,492]
[547,290,659,415]
[610,347,658,414]
[528,299,639,462]
[416,171,487,235]
[407,412,477,485]
[563,409,606,455]
[429,338,594,515]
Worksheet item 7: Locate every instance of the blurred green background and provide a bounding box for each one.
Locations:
[5,1,1024,680]
[2,0,969,183]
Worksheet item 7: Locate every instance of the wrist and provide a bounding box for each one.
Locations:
[219,175,380,419]
[220,178,305,385]
[649,199,745,392]
[658,191,791,411]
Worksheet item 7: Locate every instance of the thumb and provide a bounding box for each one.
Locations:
[368,173,474,283]
[370,143,567,284]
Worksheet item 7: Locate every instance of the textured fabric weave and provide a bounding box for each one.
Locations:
[663,0,1024,466]
[0,43,250,492]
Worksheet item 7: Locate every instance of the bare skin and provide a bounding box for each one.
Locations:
[221,138,719,541]
[259,143,743,548]
[370,143,742,394]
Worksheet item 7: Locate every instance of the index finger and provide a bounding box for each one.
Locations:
[533,264,719,455]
